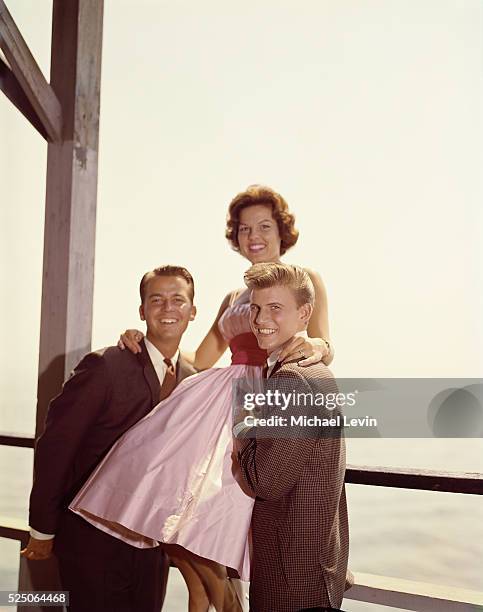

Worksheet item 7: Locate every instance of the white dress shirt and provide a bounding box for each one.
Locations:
[144,337,179,384]
[30,339,180,540]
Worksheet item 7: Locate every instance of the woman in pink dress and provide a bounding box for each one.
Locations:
[70,185,333,611]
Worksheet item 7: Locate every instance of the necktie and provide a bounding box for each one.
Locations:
[159,358,176,401]
[263,363,269,378]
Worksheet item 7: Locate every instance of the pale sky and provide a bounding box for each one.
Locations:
[1,0,482,440]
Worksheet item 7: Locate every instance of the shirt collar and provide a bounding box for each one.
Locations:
[144,337,179,367]
[266,330,308,371]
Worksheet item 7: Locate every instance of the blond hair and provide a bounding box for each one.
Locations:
[244,263,315,307]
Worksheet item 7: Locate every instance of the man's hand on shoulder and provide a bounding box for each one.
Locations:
[20,536,54,560]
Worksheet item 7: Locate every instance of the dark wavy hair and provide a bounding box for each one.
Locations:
[139,265,195,303]
[225,185,299,256]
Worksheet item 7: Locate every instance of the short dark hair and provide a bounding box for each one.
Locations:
[139,265,195,303]
[225,185,299,255]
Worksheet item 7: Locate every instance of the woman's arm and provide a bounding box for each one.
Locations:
[278,268,334,366]
[191,292,233,370]
[306,268,334,365]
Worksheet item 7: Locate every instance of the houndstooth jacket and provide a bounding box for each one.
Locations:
[237,358,351,612]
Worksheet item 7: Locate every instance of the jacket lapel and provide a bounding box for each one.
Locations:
[137,339,161,407]
[268,356,299,378]
[268,360,282,378]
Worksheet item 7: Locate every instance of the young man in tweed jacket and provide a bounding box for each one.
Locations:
[236,263,352,612]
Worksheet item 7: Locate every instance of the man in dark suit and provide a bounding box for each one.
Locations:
[236,263,351,612]
[22,265,198,612]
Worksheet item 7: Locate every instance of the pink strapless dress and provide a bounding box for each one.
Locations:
[69,300,265,581]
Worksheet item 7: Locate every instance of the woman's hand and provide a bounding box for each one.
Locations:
[118,329,144,354]
[278,337,329,367]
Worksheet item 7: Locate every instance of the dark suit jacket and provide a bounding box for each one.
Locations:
[29,340,196,536]
[238,359,350,612]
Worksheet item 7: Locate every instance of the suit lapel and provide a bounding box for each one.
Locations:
[137,340,161,407]
[268,360,282,378]
[268,357,299,378]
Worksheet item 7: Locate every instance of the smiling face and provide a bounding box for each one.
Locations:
[249,285,312,354]
[139,275,196,345]
[237,204,282,264]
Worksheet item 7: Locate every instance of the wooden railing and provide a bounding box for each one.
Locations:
[0,432,35,449]
[346,464,483,495]
[1,433,483,610]
[347,571,483,611]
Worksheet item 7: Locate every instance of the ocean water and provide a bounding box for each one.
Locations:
[1,436,482,611]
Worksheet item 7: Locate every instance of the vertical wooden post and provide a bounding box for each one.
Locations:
[36,0,104,438]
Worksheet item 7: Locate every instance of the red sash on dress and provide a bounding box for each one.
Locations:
[229,332,267,366]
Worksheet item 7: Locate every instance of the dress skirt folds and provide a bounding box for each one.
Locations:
[70,300,265,581]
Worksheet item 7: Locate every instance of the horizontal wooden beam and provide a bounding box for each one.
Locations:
[347,571,483,611]
[1,516,483,611]
[0,514,29,547]
[346,464,483,495]
[0,57,49,139]
[0,431,35,448]
[0,436,481,495]
[0,0,62,141]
